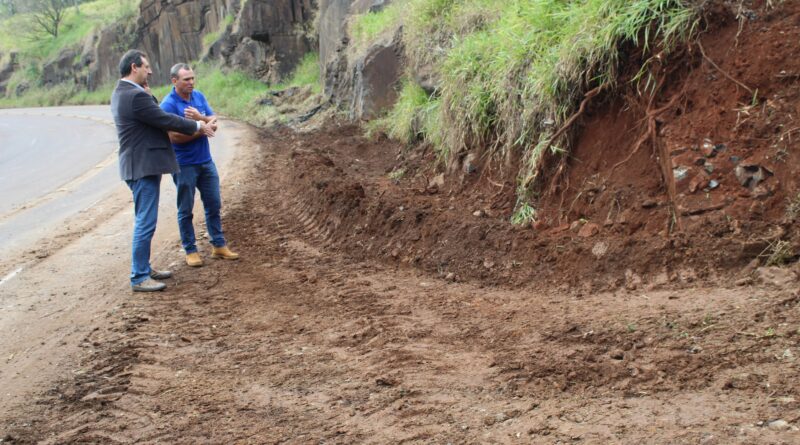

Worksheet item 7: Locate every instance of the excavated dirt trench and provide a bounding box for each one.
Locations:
[3,122,799,444]
[4,1,800,443]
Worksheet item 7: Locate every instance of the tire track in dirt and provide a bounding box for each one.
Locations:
[4,127,800,444]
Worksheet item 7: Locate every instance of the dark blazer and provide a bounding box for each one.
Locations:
[111,80,198,181]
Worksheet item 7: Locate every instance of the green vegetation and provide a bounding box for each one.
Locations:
[349,3,402,52]
[786,192,800,221]
[150,55,322,126]
[0,0,138,107]
[0,81,114,108]
[760,239,793,267]
[0,0,137,60]
[388,167,406,181]
[202,14,235,50]
[0,0,322,128]
[509,202,536,226]
[369,0,701,223]
[275,52,321,94]
[368,79,432,144]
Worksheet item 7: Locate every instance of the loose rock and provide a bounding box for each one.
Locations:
[578,222,600,238]
[768,419,790,431]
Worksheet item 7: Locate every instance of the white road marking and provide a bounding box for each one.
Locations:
[0,267,23,287]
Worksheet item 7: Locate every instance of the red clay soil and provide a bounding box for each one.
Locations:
[4,1,800,443]
[285,0,800,292]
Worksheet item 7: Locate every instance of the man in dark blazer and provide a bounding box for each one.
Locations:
[111,49,215,292]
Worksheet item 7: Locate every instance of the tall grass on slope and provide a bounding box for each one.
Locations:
[348,3,403,53]
[368,78,432,144]
[0,82,115,108]
[274,52,322,94]
[387,0,699,221]
[0,0,138,60]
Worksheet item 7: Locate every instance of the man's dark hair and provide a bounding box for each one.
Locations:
[170,63,192,80]
[119,50,147,77]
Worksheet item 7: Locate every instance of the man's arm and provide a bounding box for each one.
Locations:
[131,92,213,137]
[184,106,215,123]
[167,116,218,144]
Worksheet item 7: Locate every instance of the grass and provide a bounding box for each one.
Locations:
[388,167,406,182]
[0,0,138,59]
[368,78,432,143]
[0,0,138,105]
[202,14,235,49]
[348,3,403,52]
[0,81,115,108]
[510,202,536,226]
[274,52,322,94]
[786,192,800,221]
[152,56,322,126]
[376,0,701,211]
[760,240,794,267]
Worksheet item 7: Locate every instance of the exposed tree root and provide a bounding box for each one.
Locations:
[608,70,689,233]
[609,79,687,175]
[697,41,755,95]
[539,85,604,200]
[544,86,604,156]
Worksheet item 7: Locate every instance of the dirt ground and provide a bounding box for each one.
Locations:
[3,1,800,443]
[0,121,798,443]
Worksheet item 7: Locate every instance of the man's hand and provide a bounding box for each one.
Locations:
[208,116,219,132]
[199,120,216,137]
[184,106,204,121]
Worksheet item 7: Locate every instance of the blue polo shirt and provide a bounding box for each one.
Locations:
[160,88,214,166]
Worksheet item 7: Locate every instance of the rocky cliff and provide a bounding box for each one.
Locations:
[137,0,316,85]
[23,0,317,93]
[318,0,403,120]
[9,0,402,119]
[136,0,236,85]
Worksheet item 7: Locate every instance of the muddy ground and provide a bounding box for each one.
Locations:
[1,123,798,444]
[3,1,800,443]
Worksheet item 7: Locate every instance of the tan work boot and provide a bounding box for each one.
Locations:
[186,252,204,267]
[211,245,239,260]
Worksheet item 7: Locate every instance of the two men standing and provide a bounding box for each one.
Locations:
[111,50,237,292]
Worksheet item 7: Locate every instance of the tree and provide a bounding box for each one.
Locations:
[0,0,18,17]
[31,0,69,38]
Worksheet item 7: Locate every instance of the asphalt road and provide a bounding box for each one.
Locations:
[0,105,238,268]
[0,105,249,422]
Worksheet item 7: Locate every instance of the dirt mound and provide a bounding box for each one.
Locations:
[278,2,800,291]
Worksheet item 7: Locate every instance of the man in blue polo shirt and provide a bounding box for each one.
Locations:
[160,63,239,267]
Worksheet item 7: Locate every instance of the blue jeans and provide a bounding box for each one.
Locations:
[172,161,226,254]
[126,175,161,285]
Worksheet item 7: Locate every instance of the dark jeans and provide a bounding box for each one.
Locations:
[125,175,161,285]
[172,161,226,254]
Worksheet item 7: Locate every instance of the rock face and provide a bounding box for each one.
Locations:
[136,0,237,85]
[85,21,137,90]
[9,0,402,117]
[42,49,78,86]
[319,0,403,119]
[348,28,403,119]
[0,52,18,95]
[219,0,316,83]
[19,0,316,92]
